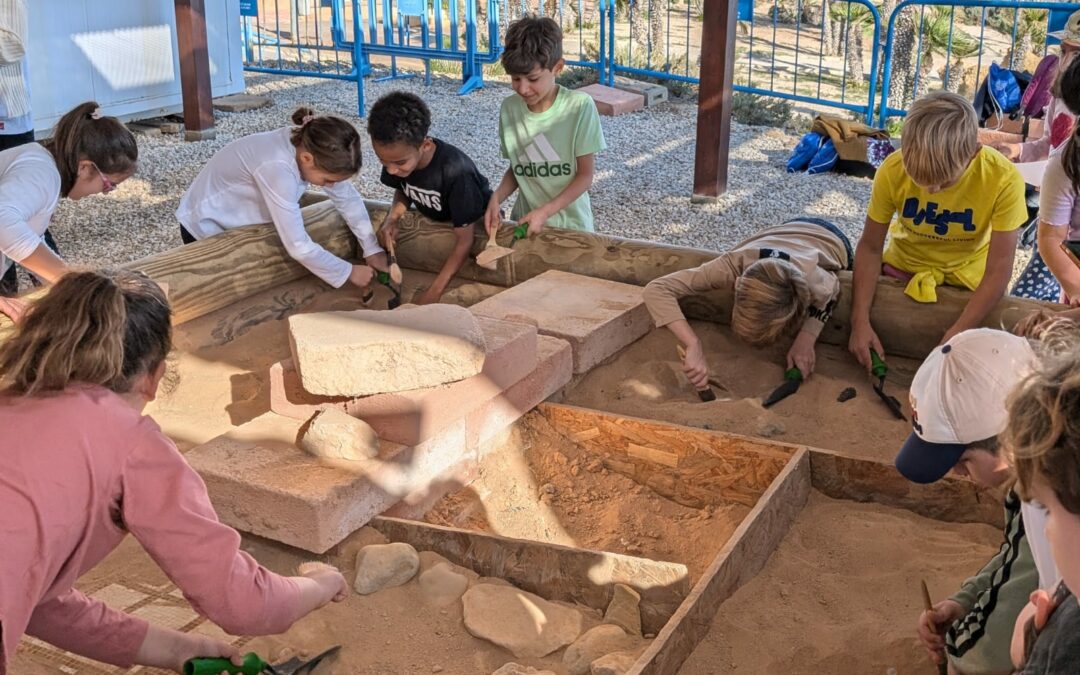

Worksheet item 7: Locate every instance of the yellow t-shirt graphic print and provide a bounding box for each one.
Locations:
[499,85,607,231]
[867,147,1027,300]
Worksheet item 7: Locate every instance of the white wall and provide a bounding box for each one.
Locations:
[28,0,245,131]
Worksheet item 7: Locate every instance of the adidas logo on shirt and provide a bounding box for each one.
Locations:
[514,133,573,178]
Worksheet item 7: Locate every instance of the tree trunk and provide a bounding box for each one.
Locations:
[941,57,964,92]
[821,0,834,56]
[648,0,666,64]
[832,16,845,55]
[630,0,649,56]
[889,8,917,109]
[844,19,863,83]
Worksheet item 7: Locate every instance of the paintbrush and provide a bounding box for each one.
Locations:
[676,344,716,402]
[387,239,403,285]
[922,579,948,675]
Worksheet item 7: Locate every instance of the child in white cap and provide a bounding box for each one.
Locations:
[898,328,1057,675]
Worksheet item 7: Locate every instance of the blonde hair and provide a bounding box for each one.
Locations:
[0,270,171,397]
[901,91,978,188]
[731,258,811,346]
[1006,349,1080,515]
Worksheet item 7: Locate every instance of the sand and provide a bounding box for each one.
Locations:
[425,412,751,581]
[563,322,917,463]
[679,491,1003,675]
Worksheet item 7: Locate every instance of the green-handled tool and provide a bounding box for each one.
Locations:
[870,350,906,420]
[376,270,402,309]
[762,367,803,408]
[184,645,340,675]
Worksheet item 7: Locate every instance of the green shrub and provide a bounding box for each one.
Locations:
[730,92,795,128]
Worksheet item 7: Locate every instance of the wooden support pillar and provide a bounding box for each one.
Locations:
[174,0,216,141]
[691,0,738,202]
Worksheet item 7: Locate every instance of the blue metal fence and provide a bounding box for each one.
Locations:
[239,0,1080,123]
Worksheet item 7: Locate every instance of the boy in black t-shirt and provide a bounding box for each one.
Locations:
[368,91,493,304]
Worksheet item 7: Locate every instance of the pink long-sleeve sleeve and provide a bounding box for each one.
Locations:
[24,589,149,667]
[120,431,304,636]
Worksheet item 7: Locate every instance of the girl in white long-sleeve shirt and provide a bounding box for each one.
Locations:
[177,107,387,289]
[0,100,138,322]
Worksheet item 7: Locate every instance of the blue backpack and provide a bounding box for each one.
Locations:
[988,62,1022,116]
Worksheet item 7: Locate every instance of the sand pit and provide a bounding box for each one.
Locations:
[679,491,1002,674]
[563,322,917,462]
[425,412,752,581]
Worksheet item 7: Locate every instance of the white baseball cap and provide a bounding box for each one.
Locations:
[1049,9,1080,44]
[895,328,1036,484]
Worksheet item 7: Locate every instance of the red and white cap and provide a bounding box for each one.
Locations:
[895,328,1035,484]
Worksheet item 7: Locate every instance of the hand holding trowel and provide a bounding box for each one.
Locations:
[477,224,528,270]
[870,349,906,420]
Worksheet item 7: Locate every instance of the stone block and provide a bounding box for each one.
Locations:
[613,76,669,107]
[185,412,473,553]
[578,84,644,116]
[212,93,272,112]
[288,304,487,397]
[470,270,651,374]
[272,316,538,445]
[299,408,379,461]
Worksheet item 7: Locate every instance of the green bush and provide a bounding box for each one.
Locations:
[730,92,796,128]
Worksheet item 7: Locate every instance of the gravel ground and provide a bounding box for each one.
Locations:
[45,71,881,270]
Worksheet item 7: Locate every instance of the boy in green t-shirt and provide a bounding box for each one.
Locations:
[484,15,606,236]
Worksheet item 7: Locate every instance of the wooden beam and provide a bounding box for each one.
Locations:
[368,515,691,634]
[174,0,216,141]
[691,0,738,201]
[630,449,812,674]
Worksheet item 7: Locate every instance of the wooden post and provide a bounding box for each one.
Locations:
[174,0,216,141]
[691,0,738,202]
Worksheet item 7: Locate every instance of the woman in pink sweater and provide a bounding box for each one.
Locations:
[0,270,348,673]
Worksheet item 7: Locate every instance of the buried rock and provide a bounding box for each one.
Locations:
[353,543,420,595]
[602,584,642,636]
[563,625,638,675]
[590,647,644,675]
[491,664,557,675]
[462,584,585,658]
[418,562,470,607]
[299,408,379,461]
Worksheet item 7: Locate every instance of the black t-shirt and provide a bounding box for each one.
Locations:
[1023,584,1080,674]
[379,138,492,227]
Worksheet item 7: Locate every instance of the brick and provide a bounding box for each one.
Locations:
[288,304,487,397]
[467,335,573,449]
[212,93,271,112]
[271,316,539,445]
[613,76,669,107]
[578,84,644,116]
[469,270,651,374]
[185,413,473,553]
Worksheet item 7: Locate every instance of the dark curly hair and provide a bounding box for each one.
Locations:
[366,92,431,148]
[501,15,563,75]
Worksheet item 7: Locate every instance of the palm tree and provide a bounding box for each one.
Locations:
[877,0,918,109]
[1004,9,1047,71]
[920,7,980,92]
[829,1,874,83]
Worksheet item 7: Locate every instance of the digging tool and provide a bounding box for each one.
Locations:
[184,645,341,675]
[376,271,402,309]
[676,344,716,402]
[387,238,403,285]
[921,580,948,675]
[476,224,528,270]
[870,350,906,420]
[762,367,803,408]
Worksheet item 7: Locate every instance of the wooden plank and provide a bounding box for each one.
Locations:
[629,449,812,674]
[628,443,680,468]
[692,0,738,200]
[173,0,216,141]
[808,448,1004,528]
[368,515,691,634]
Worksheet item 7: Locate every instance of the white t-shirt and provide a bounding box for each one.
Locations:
[0,142,59,275]
[176,127,383,288]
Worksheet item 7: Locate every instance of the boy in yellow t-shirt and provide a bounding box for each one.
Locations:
[848,91,1027,371]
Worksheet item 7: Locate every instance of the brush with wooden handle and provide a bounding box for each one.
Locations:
[922,579,948,675]
[676,344,716,402]
[387,238,403,285]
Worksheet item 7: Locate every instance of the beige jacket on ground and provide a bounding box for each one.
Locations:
[642,219,849,337]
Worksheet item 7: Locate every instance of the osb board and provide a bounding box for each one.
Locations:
[628,449,813,675]
[369,515,690,634]
[538,403,795,508]
[809,448,1004,528]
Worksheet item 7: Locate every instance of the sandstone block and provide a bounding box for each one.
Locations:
[353,542,420,594]
[212,93,271,112]
[612,76,669,107]
[563,625,637,675]
[299,408,379,461]
[578,84,644,116]
[288,304,487,397]
[602,583,642,636]
[491,664,556,675]
[462,584,585,658]
[590,648,642,675]
[470,270,650,374]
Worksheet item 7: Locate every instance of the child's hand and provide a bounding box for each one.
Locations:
[0,296,27,323]
[786,330,817,376]
[518,208,549,238]
[681,340,710,390]
[991,141,1021,161]
[917,599,965,665]
[379,219,399,247]
[484,196,503,239]
[170,634,242,673]
[298,561,349,603]
[848,319,884,372]
[348,265,375,289]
